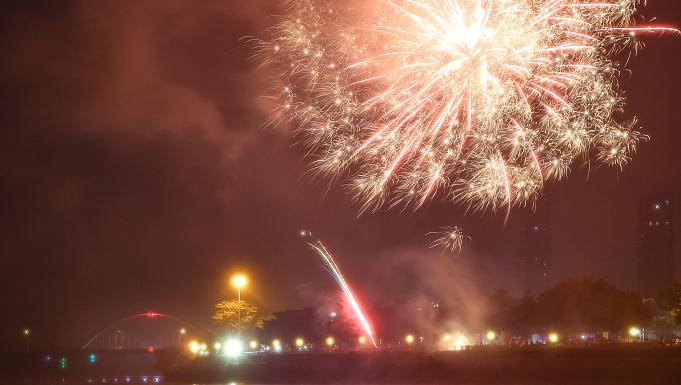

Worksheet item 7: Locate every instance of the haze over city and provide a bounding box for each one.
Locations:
[1,1,680,384]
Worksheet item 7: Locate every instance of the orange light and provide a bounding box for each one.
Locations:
[231,274,248,288]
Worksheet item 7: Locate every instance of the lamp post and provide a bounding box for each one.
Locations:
[179,328,186,345]
[231,274,248,334]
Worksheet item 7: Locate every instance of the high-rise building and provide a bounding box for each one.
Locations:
[636,195,674,297]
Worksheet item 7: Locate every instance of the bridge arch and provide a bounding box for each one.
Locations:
[82,311,214,350]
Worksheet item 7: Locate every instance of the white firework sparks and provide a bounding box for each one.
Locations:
[255,0,677,213]
[428,226,468,253]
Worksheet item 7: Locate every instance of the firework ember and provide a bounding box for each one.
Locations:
[256,0,677,213]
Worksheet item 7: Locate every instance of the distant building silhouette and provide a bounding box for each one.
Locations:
[636,195,674,297]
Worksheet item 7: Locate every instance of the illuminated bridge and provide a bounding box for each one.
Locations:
[82,311,212,350]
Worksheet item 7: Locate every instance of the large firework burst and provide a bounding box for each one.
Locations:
[255,0,676,213]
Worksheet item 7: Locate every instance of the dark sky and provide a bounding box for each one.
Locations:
[1,0,680,348]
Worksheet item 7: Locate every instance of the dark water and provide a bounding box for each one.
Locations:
[5,347,681,385]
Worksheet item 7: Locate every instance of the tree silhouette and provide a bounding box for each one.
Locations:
[213,299,264,332]
[535,278,650,333]
[657,281,681,325]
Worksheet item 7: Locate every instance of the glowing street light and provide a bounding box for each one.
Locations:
[249,340,258,350]
[295,338,305,348]
[486,331,496,341]
[405,334,415,344]
[548,333,559,344]
[189,341,200,354]
[358,336,367,345]
[231,274,248,289]
[272,339,282,352]
[224,339,243,358]
[230,274,248,334]
[325,336,335,347]
[629,327,642,338]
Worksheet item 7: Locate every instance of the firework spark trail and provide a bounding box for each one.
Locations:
[428,226,468,253]
[256,0,677,213]
[309,241,378,348]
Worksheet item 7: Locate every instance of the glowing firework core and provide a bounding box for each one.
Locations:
[257,0,677,212]
[310,241,378,347]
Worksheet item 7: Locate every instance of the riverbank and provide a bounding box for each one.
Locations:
[161,346,681,384]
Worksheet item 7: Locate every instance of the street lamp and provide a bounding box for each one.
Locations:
[178,328,186,345]
[629,327,642,341]
[189,340,200,354]
[231,274,248,333]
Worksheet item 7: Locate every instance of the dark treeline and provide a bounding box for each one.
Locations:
[256,278,681,345]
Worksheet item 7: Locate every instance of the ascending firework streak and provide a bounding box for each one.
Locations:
[308,240,378,348]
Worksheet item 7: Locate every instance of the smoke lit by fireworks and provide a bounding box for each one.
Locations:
[429,226,468,253]
[256,0,677,213]
[308,238,378,347]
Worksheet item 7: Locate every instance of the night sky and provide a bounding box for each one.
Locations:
[1,0,680,348]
